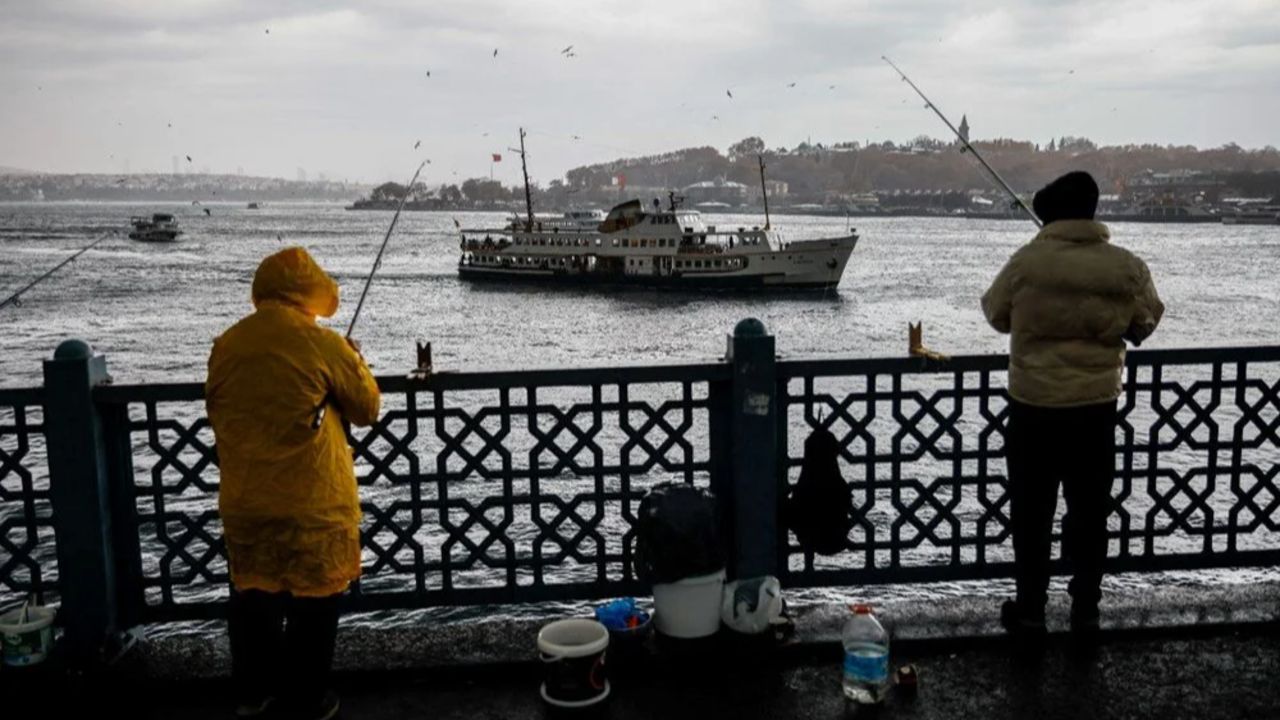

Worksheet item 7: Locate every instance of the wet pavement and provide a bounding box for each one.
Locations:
[3,583,1278,719]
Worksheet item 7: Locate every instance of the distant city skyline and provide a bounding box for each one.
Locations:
[1,0,1276,184]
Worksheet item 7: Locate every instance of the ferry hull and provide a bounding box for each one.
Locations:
[458,265,844,290]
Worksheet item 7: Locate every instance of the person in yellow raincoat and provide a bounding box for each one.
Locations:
[206,246,380,720]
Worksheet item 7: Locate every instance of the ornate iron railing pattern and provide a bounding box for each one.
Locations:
[777,348,1280,587]
[95,364,726,621]
[0,388,55,606]
[4,345,1278,633]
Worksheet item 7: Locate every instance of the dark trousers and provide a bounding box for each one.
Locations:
[1006,398,1117,613]
[228,588,342,704]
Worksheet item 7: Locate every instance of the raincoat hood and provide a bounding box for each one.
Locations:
[251,246,340,318]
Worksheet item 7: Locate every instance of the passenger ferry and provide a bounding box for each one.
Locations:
[456,128,857,289]
[457,196,857,289]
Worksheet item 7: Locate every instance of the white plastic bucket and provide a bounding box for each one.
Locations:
[537,618,610,708]
[1,604,56,666]
[652,569,726,638]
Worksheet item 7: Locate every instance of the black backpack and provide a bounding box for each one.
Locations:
[635,482,724,584]
[783,426,853,555]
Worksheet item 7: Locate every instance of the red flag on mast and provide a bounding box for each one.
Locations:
[492,153,502,162]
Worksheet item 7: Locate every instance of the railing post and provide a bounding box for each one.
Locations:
[42,339,119,668]
[725,318,778,579]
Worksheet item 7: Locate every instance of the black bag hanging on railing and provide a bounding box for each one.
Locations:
[783,425,853,555]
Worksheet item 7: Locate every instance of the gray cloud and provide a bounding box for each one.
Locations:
[0,0,1275,181]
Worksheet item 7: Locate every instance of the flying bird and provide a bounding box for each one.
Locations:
[186,155,192,162]
[561,45,573,54]
[414,140,421,149]
[571,135,581,140]
[265,28,270,34]
[425,70,431,77]
[167,122,172,128]
[203,208,211,216]
[493,48,499,58]
[828,85,836,90]
[711,115,719,121]
[115,178,126,184]
[1068,69,1075,74]
[276,233,283,242]
[726,89,733,99]
[787,82,796,88]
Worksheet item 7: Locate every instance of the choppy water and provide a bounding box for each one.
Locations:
[2,202,1278,630]
[3,202,1278,385]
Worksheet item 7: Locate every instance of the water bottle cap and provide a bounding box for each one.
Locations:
[851,603,873,614]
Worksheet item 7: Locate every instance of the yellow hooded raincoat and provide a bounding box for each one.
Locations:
[206,247,381,597]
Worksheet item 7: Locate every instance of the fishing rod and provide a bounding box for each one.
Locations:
[311,160,426,430]
[0,231,115,311]
[881,56,1041,228]
[345,159,427,338]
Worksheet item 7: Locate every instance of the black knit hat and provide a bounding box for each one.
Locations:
[1032,171,1099,224]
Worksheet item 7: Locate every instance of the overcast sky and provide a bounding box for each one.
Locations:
[1,0,1277,184]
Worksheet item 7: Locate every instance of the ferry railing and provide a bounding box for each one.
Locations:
[5,322,1279,667]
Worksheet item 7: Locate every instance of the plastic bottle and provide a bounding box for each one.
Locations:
[842,603,889,703]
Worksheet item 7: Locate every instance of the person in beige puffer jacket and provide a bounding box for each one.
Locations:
[981,171,1163,636]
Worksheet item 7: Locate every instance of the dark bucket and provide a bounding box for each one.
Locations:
[537,619,610,708]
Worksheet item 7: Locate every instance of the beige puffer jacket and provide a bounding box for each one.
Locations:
[981,220,1164,407]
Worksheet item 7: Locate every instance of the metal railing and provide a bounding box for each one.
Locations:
[0,325,1277,667]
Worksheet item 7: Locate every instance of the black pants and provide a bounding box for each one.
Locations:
[1006,398,1117,613]
[228,588,342,704]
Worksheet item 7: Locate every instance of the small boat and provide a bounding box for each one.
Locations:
[247,202,261,210]
[128,213,183,242]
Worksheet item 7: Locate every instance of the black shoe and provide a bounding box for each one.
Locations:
[234,696,274,718]
[1000,599,1047,636]
[292,691,340,720]
[1070,603,1100,633]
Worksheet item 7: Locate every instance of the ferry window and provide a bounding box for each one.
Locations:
[612,238,619,247]
[623,239,630,248]
[595,238,602,247]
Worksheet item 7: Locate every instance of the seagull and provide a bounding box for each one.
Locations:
[265,28,270,34]
[167,122,172,128]
[828,85,836,90]
[414,140,421,149]
[203,208,211,216]
[571,135,581,140]
[493,48,499,58]
[425,70,431,77]
[186,155,192,162]
[726,89,733,99]
[561,45,573,54]
[1068,69,1075,74]
[276,233,283,242]
[787,82,796,88]
[712,115,719,121]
